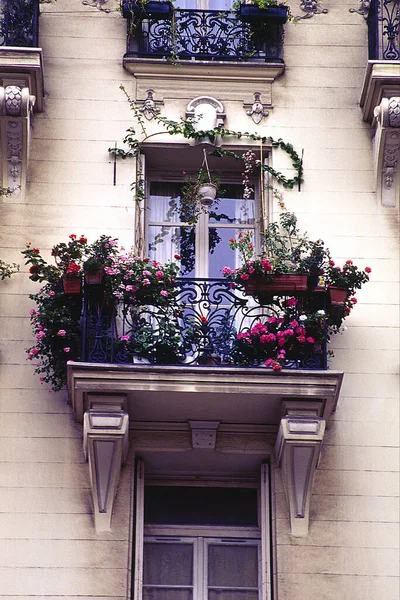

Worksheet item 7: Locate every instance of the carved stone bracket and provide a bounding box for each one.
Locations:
[186,96,226,135]
[296,0,328,20]
[244,92,271,124]
[136,88,163,121]
[275,414,326,537]
[373,96,400,207]
[0,86,35,195]
[83,403,129,532]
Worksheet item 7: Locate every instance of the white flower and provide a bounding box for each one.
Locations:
[299,314,307,321]
[316,310,325,316]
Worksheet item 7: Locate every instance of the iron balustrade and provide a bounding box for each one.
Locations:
[82,278,328,370]
[125,9,284,62]
[0,0,39,47]
[367,0,399,60]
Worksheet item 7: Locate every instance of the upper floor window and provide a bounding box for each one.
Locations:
[147,181,257,278]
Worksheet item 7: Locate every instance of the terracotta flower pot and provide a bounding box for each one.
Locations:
[243,274,308,296]
[329,287,347,306]
[63,276,82,294]
[85,270,103,285]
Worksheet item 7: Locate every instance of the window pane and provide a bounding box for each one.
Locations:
[208,545,259,587]
[209,591,259,600]
[145,486,258,526]
[148,225,195,277]
[144,589,193,600]
[144,542,193,585]
[149,183,183,223]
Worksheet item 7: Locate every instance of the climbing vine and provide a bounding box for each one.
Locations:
[109,85,304,203]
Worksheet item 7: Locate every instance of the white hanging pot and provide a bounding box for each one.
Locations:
[197,182,218,206]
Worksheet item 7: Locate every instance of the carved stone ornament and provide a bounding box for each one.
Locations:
[244,92,271,124]
[186,97,226,134]
[373,97,400,207]
[0,86,33,194]
[349,0,371,17]
[296,0,328,20]
[136,89,163,121]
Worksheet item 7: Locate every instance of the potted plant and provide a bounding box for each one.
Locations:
[235,0,290,24]
[122,0,174,20]
[325,259,371,310]
[83,235,119,285]
[180,168,221,225]
[105,252,181,307]
[222,212,328,298]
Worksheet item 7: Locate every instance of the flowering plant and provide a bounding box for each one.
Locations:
[0,259,19,280]
[83,235,119,274]
[325,260,371,296]
[120,312,183,363]
[232,297,326,370]
[180,168,221,225]
[223,212,330,286]
[105,252,181,307]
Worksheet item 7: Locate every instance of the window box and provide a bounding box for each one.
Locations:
[239,4,289,24]
[122,0,173,19]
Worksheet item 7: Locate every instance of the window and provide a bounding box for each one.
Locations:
[175,0,233,10]
[132,462,273,600]
[147,181,257,278]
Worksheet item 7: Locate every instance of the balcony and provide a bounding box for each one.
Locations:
[0,0,39,48]
[367,0,399,61]
[123,8,284,63]
[81,278,329,369]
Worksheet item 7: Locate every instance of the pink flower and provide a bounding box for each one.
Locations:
[31,347,39,355]
[222,266,232,275]
[297,335,306,343]
[272,363,282,371]
[142,279,151,286]
[240,273,250,280]
[57,330,66,337]
[290,320,299,327]
[229,282,236,289]
[143,270,152,277]
[120,335,130,341]
[286,298,297,307]
[248,267,255,274]
[261,258,272,271]
[36,331,46,340]
[265,358,273,367]
[365,267,371,273]
[155,271,164,278]
[160,290,168,297]
[345,260,353,265]
[49,291,56,297]
[306,336,315,344]
[63,347,71,353]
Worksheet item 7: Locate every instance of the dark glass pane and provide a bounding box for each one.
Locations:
[144,486,258,526]
[143,589,193,600]
[209,591,258,600]
[143,542,193,585]
[208,544,259,587]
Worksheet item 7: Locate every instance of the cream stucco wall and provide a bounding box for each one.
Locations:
[0,0,398,598]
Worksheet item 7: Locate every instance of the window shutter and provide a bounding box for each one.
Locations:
[260,463,272,600]
[133,458,145,600]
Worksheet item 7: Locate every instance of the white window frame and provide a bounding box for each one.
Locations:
[133,461,273,600]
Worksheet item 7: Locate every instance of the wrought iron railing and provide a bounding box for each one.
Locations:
[0,0,39,47]
[82,278,328,370]
[125,9,284,62]
[367,0,399,60]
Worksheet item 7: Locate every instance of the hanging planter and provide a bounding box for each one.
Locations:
[238,4,289,24]
[197,182,218,207]
[63,276,82,295]
[84,270,104,285]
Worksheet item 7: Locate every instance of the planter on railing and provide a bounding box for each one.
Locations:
[243,274,308,297]
[122,0,173,19]
[328,287,347,307]
[84,270,104,285]
[239,4,289,24]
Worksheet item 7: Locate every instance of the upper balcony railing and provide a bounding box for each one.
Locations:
[82,278,328,370]
[124,8,285,63]
[367,0,399,60]
[0,0,39,48]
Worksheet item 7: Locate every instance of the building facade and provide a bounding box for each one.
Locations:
[0,0,399,599]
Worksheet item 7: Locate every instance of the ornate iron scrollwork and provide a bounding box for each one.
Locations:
[133,9,284,62]
[0,0,39,47]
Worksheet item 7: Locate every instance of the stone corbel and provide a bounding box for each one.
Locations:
[0,85,34,195]
[186,97,226,143]
[275,414,326,537]
[136,88,163,121]
[83,407,129,532]
[373,97,400,207]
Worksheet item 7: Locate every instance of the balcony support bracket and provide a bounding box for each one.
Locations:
[83,403,129,532]
[275,413,326,537]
